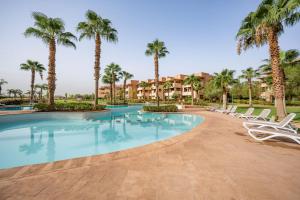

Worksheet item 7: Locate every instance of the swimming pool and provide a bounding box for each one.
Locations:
[0,106,33,111]
[0,105,203,169]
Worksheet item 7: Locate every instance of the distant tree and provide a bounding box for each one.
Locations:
[102,73,113,104]
[139,81,150,100]
[0,79,8,96]
[163,81,172,101]
[119,71,133,103]
[20,60,45,103]
[104,63,121,104]
[213,69,236,109]
[239,67,260,107]
[184,74,200,105]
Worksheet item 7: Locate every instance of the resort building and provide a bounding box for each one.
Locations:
[98,72,212,100]
[98,85,122,99]
[260,83,273,102]
[137,72,212,100]
[125,80,139,99]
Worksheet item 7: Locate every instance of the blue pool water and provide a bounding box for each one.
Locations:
[0,106,33,111]
[0,105,203,169]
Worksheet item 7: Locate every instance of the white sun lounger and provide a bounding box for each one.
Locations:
[216,105,232,113]
[235,107,254,118]
[244,109,271,121]
[224,105,237,115]
[247,127,300,144]
[243,113,297,134]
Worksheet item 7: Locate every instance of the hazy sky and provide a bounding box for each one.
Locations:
[1,0,299,95]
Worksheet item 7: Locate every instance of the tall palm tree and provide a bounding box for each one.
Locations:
[163,81,173,101]
[145,39,169,106]
[213,69,236,109]
[20,60,45,103]
[236,0,300,119]
[77,10,118,107]
[25,12,77,109]
[184,74,200,105]
[102,73,113,104]
[120,71,134,103]
[0,79,8,96]
[239,67,260,107]
[139,81,149,100]
[104,63,121,104]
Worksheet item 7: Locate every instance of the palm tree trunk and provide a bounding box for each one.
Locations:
[191,86,194,105]
[248,79,252,107]
[123,79,126,104]
[154,53,159,107]
[168,89,170,101]
[48,39,56,110]
[30,69,35,104]
[94,33,101,108]
[112,75,116,104]
[110,83,113,104]
[267,28,286,119]
[143,88,145,100]
[222,88,227,109]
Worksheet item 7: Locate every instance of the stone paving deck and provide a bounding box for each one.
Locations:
[0,109,300,200]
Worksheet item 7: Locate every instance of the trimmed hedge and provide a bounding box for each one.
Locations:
[34,102,106,111]
[143,105,178,112]
[0,98,30,105]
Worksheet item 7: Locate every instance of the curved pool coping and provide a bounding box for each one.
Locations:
[0,111,205,180]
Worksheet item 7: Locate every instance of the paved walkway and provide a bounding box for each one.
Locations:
[1,109,300,200]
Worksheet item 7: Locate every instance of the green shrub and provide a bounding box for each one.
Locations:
[0,98,30,105]
[106,100,128,105]
[286,101,300,106]
[143,105,178,112]
[33,102,105,111]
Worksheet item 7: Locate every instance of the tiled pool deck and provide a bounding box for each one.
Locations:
[0,108,300,199]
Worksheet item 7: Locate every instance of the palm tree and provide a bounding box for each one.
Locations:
[139,81,150,100]
[213,69,235,109]
[102,73,113,104]
[120,71,134,103]
[0,79,8,96]
[15,89,23,99]
[193,80,203,102]
[20,60,45,103]
[236,0,300,119]
[7,89,14,98]
[163,81,172,101]
[104,63,121,104]
[239,67,260,107]
[35,83,48,100]
[145,39,169,106]
[77,10,118,108]
[184,74,200,105]
[25,12,76,109]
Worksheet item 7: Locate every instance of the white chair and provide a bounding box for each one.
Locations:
[244,109,271,121]
[243,113,297,134]
[235,107,254,118]
[224,105,237,115]
[247,127,300,144]
[216,105,232,113]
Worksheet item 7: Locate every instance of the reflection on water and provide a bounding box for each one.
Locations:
[0,106,203,169]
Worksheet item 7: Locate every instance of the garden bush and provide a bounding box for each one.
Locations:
[143,105,178,112]
[33,102,105,111]
[0,98,30,105]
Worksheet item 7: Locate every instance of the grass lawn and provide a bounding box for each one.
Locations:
[235,104,300,122]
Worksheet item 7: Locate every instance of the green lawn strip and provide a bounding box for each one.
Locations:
[235,104,300,122]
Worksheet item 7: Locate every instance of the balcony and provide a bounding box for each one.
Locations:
[172,83,182,88]
[182,91,192,96]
